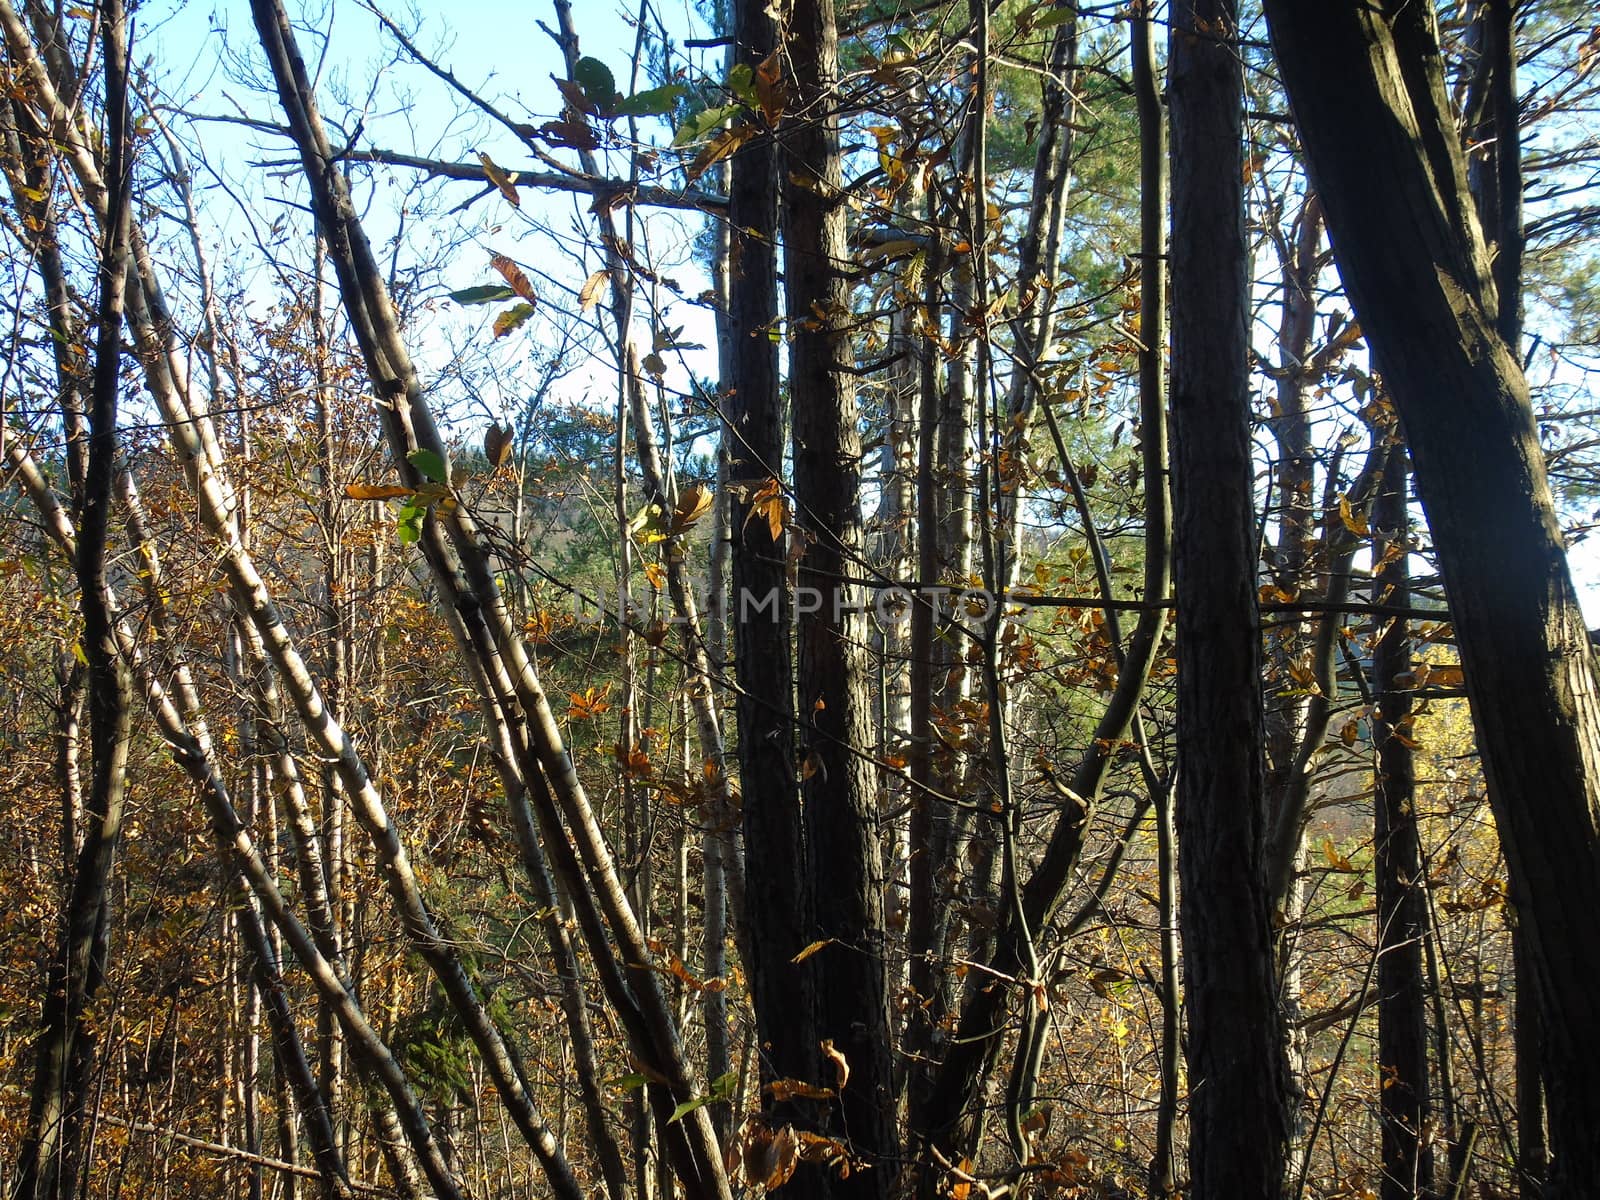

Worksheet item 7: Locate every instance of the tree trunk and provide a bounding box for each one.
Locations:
[782,0,896,1185]
[724,0,822,1159]
[1372,441,1432,1200]
[1264,5,1600,1193]
[12,6,133,1191]
[1168,2,1293,1196]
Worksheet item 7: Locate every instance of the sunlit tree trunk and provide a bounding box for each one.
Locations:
[11,6,133,1191]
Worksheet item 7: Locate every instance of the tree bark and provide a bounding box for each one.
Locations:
[1371,439,1432,1200]
[11,5,133,1191]
[783,0,896,1186]
[1264,4,1600,1193]
[1169,2,1293,1196]
[724,0,823,1163]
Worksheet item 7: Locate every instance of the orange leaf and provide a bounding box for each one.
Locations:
[820,1039,849,1090]
[490,253,537,303]
[792,939,834,964]
[344,483,415,501]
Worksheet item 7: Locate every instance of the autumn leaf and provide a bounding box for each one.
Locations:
[792,938,834,964]
[489,254,537,303]
[477,151,520,208]
[669,482,715,536]
[820,1039,850,1090]
[484,424,514,472]
[754,48,786,125]
[493,303,537,339]
[686,122,756,183]
[344,483,416,501]
[764,1078,836,1103]
[1338,493,1369,537]
[578,269,611,311]
[568,685,612,720]
[745,476,787,542]
[1321,837,1356,873]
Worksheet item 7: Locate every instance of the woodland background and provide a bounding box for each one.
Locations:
[1,1,1598,1199]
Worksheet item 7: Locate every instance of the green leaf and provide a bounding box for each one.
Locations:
[408,449,448,484]
[671,103,739,147]
[574,56,618,113]
[1032,5,1076,28]
[613,83,687,118]
[709,1070,738,1101]
[493,302,538,339]
[668,1095,709,1125]
[611,1073,649,1092]
[726,62,756,104]
[449,284,518,306]
[396,501,425,545]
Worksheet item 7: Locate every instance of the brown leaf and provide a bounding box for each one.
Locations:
[484,424,514,472]
[687,123,756,183]
[541,119,598,151]
[344,483,416,501]
[670,482,715,535]
[477,152,520,208]
[764,1079,836,1103]
[490,254,537,303]
[755,49,787,124]
[820,1039,849,1090]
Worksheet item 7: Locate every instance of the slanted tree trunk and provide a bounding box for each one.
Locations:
[1264,5,1600,1193]
[1168,2,1293,1196]
[782,0,896,1185]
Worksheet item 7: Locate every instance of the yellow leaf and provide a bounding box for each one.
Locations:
[670,482,715,536]
[344,483,416,501]
[643,561,666,589]
[1321,837,1355,873]
[1338,494,1369,537]
[579,269,611,311]
[477,152,521,208]
[792,938,834,963]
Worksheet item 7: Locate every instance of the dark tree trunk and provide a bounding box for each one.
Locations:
[12,6,133,1193]
[725,0,819,1125]
[782,0,896,1188]
[1168,2,1293,1197]
[1372,440,1432,1200]
[1264,5,1600,1193]
[1462,7,1544,1188]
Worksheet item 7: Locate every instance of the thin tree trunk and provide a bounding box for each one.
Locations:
[1168,2,1292,1196]
[248,6,730,1192]
[1372,440,1432,1200]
